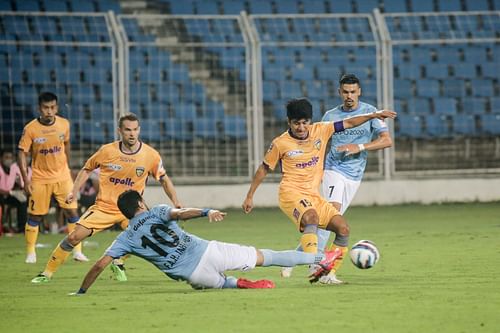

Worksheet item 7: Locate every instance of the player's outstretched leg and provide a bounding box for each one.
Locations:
[308,247,342,284]
[318,244,348,285]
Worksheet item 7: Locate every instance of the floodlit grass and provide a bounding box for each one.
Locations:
[1,203,499,333]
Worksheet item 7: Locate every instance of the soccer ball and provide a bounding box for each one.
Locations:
[350,240,380,269]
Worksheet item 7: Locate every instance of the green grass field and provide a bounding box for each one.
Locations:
[1,203,499,333]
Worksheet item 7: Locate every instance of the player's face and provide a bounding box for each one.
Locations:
[339,83,361,110]
[38,100,58,124]
[119,120,140,148]
[288,118,311,140]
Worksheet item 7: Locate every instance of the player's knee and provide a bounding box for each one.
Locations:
[301,209,319,226]
[66,232,83,246]
[60,237,75,251]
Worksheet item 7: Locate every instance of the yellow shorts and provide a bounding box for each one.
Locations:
[28,179,77,215]
[279,191,340,231]
[77,205,128,234]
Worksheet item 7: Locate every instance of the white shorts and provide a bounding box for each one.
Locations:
[321,170,361,215]
[188,240,258,289]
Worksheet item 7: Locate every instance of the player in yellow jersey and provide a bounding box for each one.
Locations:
[242,98,396,282]
[18,92,88,264]
[31,113,182,284]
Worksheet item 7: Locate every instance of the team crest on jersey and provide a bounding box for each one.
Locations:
[314,139,321,150]
[59,133,65,141]
[136,167,145,177]
[34,137,47,144]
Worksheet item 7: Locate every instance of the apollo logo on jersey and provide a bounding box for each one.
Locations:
[295,156,319,169]
[109,177,135,186]
[39,146,62,155]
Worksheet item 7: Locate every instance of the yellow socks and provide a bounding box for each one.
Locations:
[300,233,318,253]
[25,223,39,254]
[328,244,348,273]
[44,245,71,278]
[66,223,82,253]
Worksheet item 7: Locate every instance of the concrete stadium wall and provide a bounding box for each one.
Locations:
[143,178,500,209]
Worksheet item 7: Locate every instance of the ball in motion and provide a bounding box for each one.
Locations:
[350,240,380,269]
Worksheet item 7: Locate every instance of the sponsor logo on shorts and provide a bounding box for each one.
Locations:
[104,163,122,171]
[34,137,47,144]
[295,156,319,168]
[286,150,303,157]
[39,146,61,155]
[109,177,135,186]
[293,208,300,221]
[136,167,145,177]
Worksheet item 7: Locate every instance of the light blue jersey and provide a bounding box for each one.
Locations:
[322,101,388,181]
[105,205,209,281]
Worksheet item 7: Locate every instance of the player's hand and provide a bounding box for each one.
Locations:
[65,192,75,204]
[337,143,362,157]
[208,210,226,223]
[173,201,183,209]
[242,197,253,214]
[373,110,397,120]
[23,180,32,196]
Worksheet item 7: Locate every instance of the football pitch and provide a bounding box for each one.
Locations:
[1,202,499,333]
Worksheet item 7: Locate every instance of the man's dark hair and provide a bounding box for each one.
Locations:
[118,113,140,129]
[286,98,313,120]
[117,190,143,219]
[38,92,58,106]
[339,74,361,87]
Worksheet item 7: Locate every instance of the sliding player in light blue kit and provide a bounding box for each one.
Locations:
[281,74,393,284]
[70,190,340,294]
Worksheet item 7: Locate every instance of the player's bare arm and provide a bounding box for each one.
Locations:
[170,208,226,222]
[69,255,114,295]
[66,168,92,204]
[338,131,393,156]
[242,163,270,214]
[159,175,182,208]
[342,110,396,130]
[17,150,32,196]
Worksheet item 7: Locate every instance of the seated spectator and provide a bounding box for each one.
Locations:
[0,150,30,233]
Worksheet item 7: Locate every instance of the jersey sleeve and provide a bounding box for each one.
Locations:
[371,118,389,136]
[104,237,131,259]
[150,151,167,180]
[83,147,103,171]
[154,204,173,222]
[64,119,70,143]
[319,122,335,138]
[263,139,280,170]
[17,127,32,152]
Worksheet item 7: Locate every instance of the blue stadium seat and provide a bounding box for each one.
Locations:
[480,62,499,79]
[396,65,421,80]
[195,0,219,14]
[453,63,477,79]
[43,0,69,11]
[480,114,500,136]
[169,65,191,83]
[291,66,314,81]
[426,114,451,138]
[305,81,330,99]
[71,0,96,12]
[274,0,299,13]
[463,47,488,63]
[204,100,225,119]
[222,1,245,14]
[248,0,273,14]
[461,97,487,115]
[383,0,408,12]
[452,114,477,136]
[140,119,163,142]
[442,80,466,98]
[436,47,461,64]
[301,0,326,13]
[410,46,434,65]
[416,79,440,98]
[223,115,247,139]
[169,0,194,14]
[470,79,494,98]
[0,1,12,10]
[97,0,121,12]
[193,117,221,139]
[175,103,197,120]
[433,98,457,115]
[164,118,193,141]
[393,99,405,113]
[16,0,41,11]
[394,79,414,99]
[263,81,280,100]
[495,0,500,10]
[465,0,490,10]
[80,122,107,143]
[396,114,424,138]
[407,98,432,114]
[410,0,434,12]
[353,0,379,13]
[490,97,500,113]
[425,64,449,79]
[438,0,462,11]
[279,81,303,98]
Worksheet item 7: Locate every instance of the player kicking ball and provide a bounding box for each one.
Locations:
[69,190,340,294]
